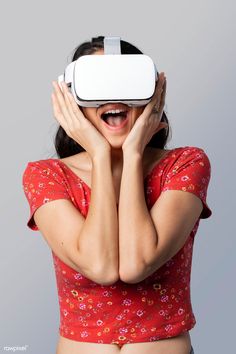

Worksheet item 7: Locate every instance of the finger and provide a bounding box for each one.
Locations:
[60,82,79,125]
[154,122,168,134]
[51,91,67,125]
[65,89,88,124]
[51,92,71,135]
[144,91,162,118]
[52,81,73,125]
[154,72,165,100]
[146,73,165,114]
[152,76,166,114]
[158,79,167,113]
[154,74,166,105]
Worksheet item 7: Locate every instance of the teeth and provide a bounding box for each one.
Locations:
[103,109,126,115]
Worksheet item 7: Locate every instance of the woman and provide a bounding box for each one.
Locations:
[22,36,212,354]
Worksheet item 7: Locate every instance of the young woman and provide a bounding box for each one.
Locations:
[22,36,212,354]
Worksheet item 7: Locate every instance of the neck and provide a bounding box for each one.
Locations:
[110,148,124,175]
[84,146,153,176]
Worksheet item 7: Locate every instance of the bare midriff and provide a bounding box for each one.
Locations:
[56,331,192,354]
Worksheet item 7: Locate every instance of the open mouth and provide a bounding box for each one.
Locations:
[101,109,128,127]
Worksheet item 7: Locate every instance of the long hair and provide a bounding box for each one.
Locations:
[54,36,172,158]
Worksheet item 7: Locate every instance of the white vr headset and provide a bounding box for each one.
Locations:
[58,36,158,107]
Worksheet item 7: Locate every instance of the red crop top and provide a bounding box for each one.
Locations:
[22,146,212,346]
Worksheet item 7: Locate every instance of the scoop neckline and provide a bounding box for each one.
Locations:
[55,147,179,191]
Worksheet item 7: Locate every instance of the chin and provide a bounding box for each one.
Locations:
[102,132,128,149]
[105,136,127,150]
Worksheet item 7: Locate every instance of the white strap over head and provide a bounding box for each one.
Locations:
[104,36,121,55]
[58,36,122,86]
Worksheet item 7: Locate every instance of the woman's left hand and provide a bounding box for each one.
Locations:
[122,72,168,155]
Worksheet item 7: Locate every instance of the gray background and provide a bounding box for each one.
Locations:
[0,0,235,353]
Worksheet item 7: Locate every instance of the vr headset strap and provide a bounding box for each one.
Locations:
[58,36,121,87]
[104,36,121,55]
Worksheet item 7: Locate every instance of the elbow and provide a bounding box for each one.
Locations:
[99,272,120,286]
[92,265,120,286]
[119,263,145,284]
[119,253,171,284]
[119,255,161,284]
[120,272,143,284]
[95,272,120,286]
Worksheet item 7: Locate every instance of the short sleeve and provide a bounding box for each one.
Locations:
[22,161,71,231]
[162,147,212,219]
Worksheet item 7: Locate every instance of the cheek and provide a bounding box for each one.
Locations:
[138,106,145,114]
[80,107,96,122]
[80,107,90,117]
[132,106,145,120]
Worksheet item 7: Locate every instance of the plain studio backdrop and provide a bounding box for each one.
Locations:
[0,0,235,353]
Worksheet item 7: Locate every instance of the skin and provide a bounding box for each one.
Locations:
[51,49,192,354]
[52,49,168,177]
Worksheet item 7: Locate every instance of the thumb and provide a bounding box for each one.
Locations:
[155,122,168,133]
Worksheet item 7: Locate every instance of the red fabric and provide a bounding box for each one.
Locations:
[22,146,212,345]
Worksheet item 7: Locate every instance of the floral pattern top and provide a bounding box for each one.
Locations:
[22,146,212,346]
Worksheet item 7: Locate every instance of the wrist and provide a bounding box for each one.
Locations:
[91,147,111,166]
[122,147,143,160]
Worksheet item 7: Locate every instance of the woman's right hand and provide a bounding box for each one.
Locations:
[51,81,111,159]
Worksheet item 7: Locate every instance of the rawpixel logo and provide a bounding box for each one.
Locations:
[2,345,29,352]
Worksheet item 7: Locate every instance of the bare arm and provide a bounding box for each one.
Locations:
[76,151,119,282]
[34,150,119,285]
[118,74,203,283]
[32,81,119,285]
[118,151,203,284]
[118,152,157,281]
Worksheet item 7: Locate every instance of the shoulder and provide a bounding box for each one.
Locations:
[22,158,65,183]
[162,146,212,183]
[23,158,59,169]
[163,146,212,188]
[170,145,209,156]
[167,146,211,166]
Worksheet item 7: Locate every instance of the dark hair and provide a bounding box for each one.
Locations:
[54,36,172,158]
